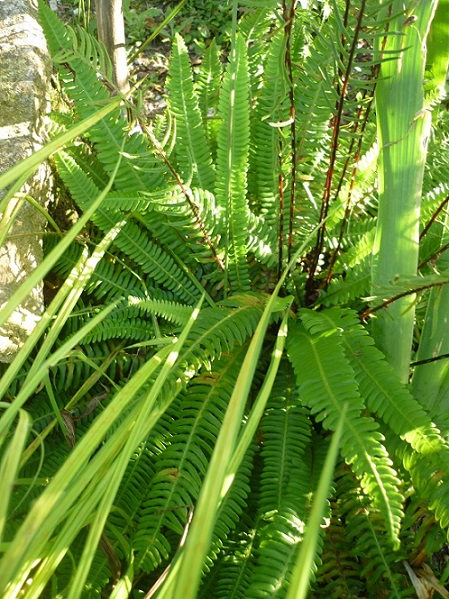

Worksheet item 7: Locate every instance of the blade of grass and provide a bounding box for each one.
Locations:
[0,410,31,544]
[0,146,126,443]
[21,218,126,390]
[128,0,188,62]
[0,342,174,595]
[0,98,122,193]
[158,207,343,599]
[9,294,203,597]
[0,136,124,333]
[0,300,119,450]
[65,297,204,599]
[20,346,122,467]
[286,405,346,599]
[372,0,438,381]
[0,247,89,406]
[226,304,291,486]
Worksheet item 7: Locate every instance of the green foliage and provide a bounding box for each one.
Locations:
[1,1,449,598]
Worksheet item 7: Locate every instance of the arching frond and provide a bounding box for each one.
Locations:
[315,465,409,599]
[287,314,404,548]
[195,39,222,156]
[258,364,311,515]
[249,30,287,228]
[54,152,203,304]
[38,0,167,192]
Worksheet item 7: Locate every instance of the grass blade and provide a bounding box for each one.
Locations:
[286,405,346,599]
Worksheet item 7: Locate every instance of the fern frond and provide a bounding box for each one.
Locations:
[54,538,112,598]
[139,187,224,271]
[246,212,277,268]
[246,437,328,598]
[315,467,409,599]
[238,5,279,96]
[167,34,215,191]
[320,307,445,456]
[315,510,363,596]
[319,268,370,308]
[38,0,167,192]
[173,296,264,375]
[208,444,255,572]
[350,511,409,597]
[45,340,144,395]
[106,222,202,303]
[82,314,152,343]
[47,240,150,304]
[54,152,203,304]
[128,297,194,326]
[320,226,376,307]
[287,316,404,548]
[293,21,336,185]
[249,30,287,227]
[296,307,449,549]
[258,364,311,515]
[69,23,114,84]
[107,410,176,555]
[204,547,254,599]
[216,33,251,293]
[195,39,222,156]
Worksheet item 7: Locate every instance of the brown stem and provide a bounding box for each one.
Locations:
[419,240,449,270]
[305,0,368,303]
[360,279,449,321]
[282,0,297,265]
[420,193,449,241]
[278,169,285,280]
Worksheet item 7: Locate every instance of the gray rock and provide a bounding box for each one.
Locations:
[0,0,51,362]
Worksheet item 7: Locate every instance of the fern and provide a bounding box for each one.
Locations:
[287,314,404,548]
[54,152,203,304]
[258,365,311,514]
[195,39,222,157]
[249,30,286,227]
[167,33,215,191]
[132,348,247,573]
[315,466,410,598]
[174,293,272,375]
[38,1,166,191]
[321,308,445,455]
[246,434,329,598]
[216,33,251,293]
[4,2,449,597]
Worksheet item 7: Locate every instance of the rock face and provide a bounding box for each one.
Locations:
[0,0,50,362]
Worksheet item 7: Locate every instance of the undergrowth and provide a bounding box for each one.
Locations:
[1,0,449,597]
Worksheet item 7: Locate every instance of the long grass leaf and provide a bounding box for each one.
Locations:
[286,406,346,599]
[0,410,30,544]
[66,297,204,599]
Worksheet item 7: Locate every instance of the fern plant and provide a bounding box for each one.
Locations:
[1,0,449,597]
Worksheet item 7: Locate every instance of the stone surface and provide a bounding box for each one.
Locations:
[0,0,51,362]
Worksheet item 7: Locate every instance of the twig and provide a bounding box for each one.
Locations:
[360,279,449,320]
[305,0,368,303]
[419,193,449,241]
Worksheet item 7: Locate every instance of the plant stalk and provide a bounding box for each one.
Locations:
[372,0,438,382]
